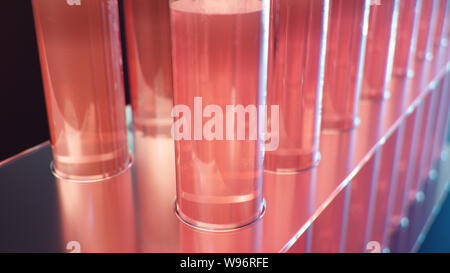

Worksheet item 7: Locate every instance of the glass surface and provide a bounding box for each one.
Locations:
[32,0,130,181]
[344,155,378,252]
[57,169,137,253]
[264,0,328,172]
[169,0,268,230]
[321,0,370,130]
[309,187,348,253]
[367,130,400,249]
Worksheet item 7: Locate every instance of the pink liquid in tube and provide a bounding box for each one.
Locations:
[32,0,130,181]
[361,0,399,100]
[444,2,450,47]
[432,0,450,48]
[124,0,174,136]
[392,0,421,77]
[170,0,268,230]
[264,0,329,172]
[321,0,370,131]
[416,0,439,60]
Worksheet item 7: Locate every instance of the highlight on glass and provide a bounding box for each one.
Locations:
[321,0,370,131]
[32,0,130,181]
[124,0,174,137]
[264,0,329,172]
[169,0,269,230]
[361,0,399,100]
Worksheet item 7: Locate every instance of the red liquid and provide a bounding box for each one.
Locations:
[170,0,266,229]
[415,0,437,60]
[32,0,129,180]
[361,0,397,100]
[322,0,370,130]
[264,0,327,172]
[444,2,450,46]
[392,0,420,76]
[124,0,174,136]
[432,0,450,48]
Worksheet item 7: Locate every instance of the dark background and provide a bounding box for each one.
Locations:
[0,1,130,162]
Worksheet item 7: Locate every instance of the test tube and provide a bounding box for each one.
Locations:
[170,0,269,230]
[432,0,450,48]
[361,0,399,100]
[124,0,174,136]
[443,2,450,47]
[32,0,130,181]
[321,0,370,131]
[392,0,421,77]
[416,0,439,60]
[264,0,329,172]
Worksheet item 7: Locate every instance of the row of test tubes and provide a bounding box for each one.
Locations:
[31,0,450,232]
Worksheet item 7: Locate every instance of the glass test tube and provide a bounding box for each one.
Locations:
[124,0,174,136]
[321,0,370,131]
[392,0,421,77]
[444,1,450,47]
[32,0,130,181]
[432,0,450,48]
[170,0,269,230]
[416,0,439,60]
[361,0,399,100]
[57,169,137,253]
[264,0,329,172]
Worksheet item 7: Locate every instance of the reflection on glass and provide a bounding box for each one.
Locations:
[407,93,432,199]
[262,170,316,252]
[344,155,378,253]
[179,219,262,252]
[366,131,400,251]
[133,131,179,252]
[310,187,348,253]
[57,169,137,253]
